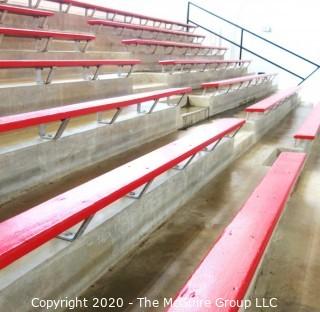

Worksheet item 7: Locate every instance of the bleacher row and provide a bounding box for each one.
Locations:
[0,0,319,311]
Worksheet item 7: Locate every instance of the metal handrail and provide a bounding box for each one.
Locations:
[186,2,320,85]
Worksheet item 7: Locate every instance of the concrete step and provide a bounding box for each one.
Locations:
[179,106,209,129]
[0,75,133,115]
[0,99,303,310]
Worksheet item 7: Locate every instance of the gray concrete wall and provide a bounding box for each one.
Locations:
[132,67,248,89]
[0,135,235,312]
[0,95,300,311]
[0,105,179,205]
[189,81,277,116]
[0,76,133,115]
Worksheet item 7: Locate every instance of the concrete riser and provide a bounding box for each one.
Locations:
[247,95,300,138]
[0,94,300,312]
[0,137,235,312]
[1,11,198,45]
[132,67,248,89]
[0,77,133,115]
[189,81,277,116]
[0,106,179,205]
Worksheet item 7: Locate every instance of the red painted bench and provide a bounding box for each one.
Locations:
[0,4,53,27]
[0,117,245,269]
[87,19,204,43]
[0,59,140,83]
[167,151,306,312]
[0,87,191,139]
[28,0,196,31]
[159,59,251,74]
[294,103,320,141]
[201,73,276,95]
[122,39,227,56]
[245,86,299,113]
[0,26,95,51]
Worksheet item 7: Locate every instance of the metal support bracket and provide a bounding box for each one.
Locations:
[137,99,159,114]
[41,16,49,28]
[45,67,55,84]
[38,118,70,140]
[203,138,222,152]
[175,94,186,107]
[127,180,153,199]
[226,127,241,139]
[0,10,7,24]
[148,99,159,113]
[57,215,95,242]
[92,65,101,80]
[126,65,134,77]
[97,108,121,124]
[173,153,197,170]
[81,40,90,52]
[42,37,52,52]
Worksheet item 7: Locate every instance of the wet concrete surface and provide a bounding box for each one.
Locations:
[70,105,319,311]
[1,104,318,312]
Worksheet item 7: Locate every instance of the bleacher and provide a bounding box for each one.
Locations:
[0,1,318,311]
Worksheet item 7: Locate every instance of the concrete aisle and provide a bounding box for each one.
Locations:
[72,105,320,312]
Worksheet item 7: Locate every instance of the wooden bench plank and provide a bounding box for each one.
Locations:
[245,87,299,113]
[0,59,140,68]
[0,118,245,269]
[167,152,306,312]
[0,87,191,133]
[43,0,196,29]
[0,4,54,17]
[159,59,251,66]
[88,19,204,39]
[0,26,95,40]
[294,104,320,140]
[201,73,276,89]
[122,39,227,51]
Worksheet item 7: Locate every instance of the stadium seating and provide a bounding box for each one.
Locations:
[0,26,95,51]
[294,103,320,141]
[245,86,300,114]
[88,20,204,43]
[0,4,53,27]
[159,59,251,73]
[0,117,245,269]
[168,152,306,312]
[0,87,191,139]
[34,0,196,32]
[122,39,227,56]
[0,59,140,83]
[0,1,313,310]
[188,73,277,117]
[201,73,277,94]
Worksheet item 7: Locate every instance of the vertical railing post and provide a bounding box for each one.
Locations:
[186,2,190,27]
[239,28,244,60]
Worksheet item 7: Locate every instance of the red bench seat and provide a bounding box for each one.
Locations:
[245,87,299,113]
[0,4,53,27]
[0,4,53,17]
[0,117,245,269]
[0,87,191,138]
[0,26,95,51]
[88,19,204,43]
[202,73,276,90]
[167,151,306,312]
[294,103,320,140]
[122,39,227,56]
[32,0,195,31]
[0,59,140,83]
[159,59,251,73]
